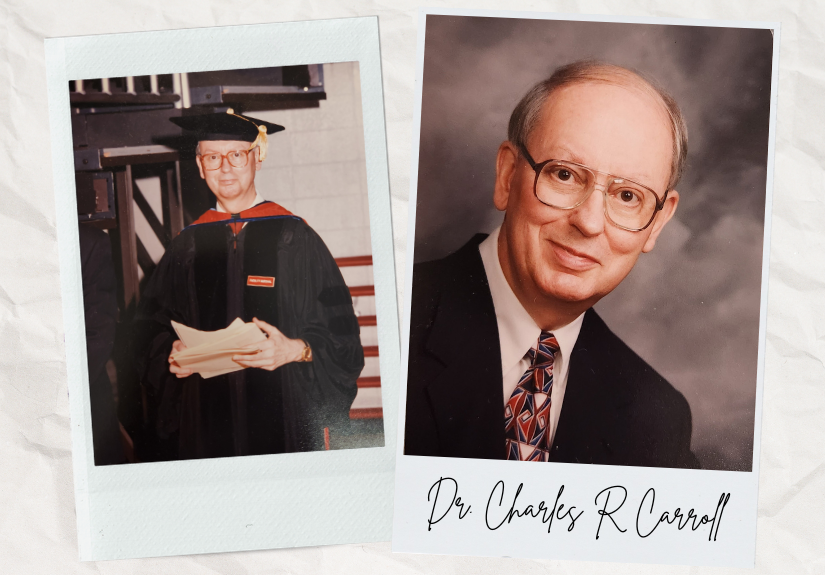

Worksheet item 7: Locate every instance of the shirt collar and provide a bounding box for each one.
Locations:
[478,225,584,375]
[216,192,265,213]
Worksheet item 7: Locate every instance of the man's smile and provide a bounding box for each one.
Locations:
[547,239,601,271]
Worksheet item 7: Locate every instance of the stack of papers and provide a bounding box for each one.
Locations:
[170,318,267,378]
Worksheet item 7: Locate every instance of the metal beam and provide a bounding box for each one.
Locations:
[100,145,179,168]
[115,167,139,307]
[162,162,184,237]
[135,235,157,279]
[132,181,171,248]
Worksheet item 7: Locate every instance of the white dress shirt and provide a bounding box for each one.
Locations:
[478,226,585,449]
[216,192,266,229]
[216,192,265,214]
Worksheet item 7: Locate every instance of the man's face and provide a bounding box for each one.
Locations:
[494,81,679,312]
[195,140,261,206]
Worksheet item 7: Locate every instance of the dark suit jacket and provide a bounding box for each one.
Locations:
[405,234,699,469]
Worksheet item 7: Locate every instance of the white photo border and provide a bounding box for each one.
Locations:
[46,16,399,561]
[392,8,779,568]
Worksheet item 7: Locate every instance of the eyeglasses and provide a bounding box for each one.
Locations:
[198,148,255,171]
[518,144,669,232]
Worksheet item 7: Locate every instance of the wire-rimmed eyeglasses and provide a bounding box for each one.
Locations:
[518,143,669,232]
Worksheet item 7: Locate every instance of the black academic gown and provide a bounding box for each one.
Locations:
[134,208,364,460]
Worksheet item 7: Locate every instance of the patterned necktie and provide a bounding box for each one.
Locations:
[505,331,559,462]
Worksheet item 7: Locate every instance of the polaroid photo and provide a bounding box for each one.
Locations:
[393,9,779,568]
[45,16,399,560]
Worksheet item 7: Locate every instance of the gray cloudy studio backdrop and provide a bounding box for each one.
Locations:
[412,16,774,471]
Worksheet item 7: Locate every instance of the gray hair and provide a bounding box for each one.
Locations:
[508,60,688,191]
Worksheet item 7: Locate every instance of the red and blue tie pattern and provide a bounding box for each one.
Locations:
[505,331,559,461]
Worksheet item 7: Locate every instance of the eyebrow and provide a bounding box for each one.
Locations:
[200,148,246,154]
[552,145,657,189]
[553,146,589,166]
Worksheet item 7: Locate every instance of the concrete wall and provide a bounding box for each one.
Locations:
[254,62,371,260]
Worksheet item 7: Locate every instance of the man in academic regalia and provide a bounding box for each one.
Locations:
[134,110,364,460]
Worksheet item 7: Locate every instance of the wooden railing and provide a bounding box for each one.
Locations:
[336,255,382,420]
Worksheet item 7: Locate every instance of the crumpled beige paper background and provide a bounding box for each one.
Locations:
[1,0,821,573]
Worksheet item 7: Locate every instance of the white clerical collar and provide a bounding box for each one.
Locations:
[478,226,585,378]
[216,192,265,213]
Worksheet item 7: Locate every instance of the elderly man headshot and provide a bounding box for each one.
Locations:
[404,61,700,468]
[133,110,364,461]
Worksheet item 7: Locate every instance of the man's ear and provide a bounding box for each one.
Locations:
[195,154,206,180]
[642,190,679,253]
[254,147,263,171]
[493,141,519,212]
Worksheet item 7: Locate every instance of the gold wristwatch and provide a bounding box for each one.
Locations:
[298,340,313,362]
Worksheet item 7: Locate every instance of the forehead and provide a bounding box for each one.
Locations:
[198,140,251,153]
[530,81,673,189]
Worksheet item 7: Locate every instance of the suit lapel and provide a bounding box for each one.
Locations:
[551,309,633,464]
[423,236,505,460]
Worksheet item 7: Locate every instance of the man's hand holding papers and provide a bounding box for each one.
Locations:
[168,318,267,379]
[168,317,309,379]
[232,318,308,372]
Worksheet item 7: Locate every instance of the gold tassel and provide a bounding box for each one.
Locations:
[225,108,268,161]
[251,125,268,161]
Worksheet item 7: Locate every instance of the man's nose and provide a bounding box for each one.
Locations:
[220,155,233,172]
[568,182,606,237]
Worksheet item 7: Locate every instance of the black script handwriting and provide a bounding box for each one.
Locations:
[636,488,731,542]
[594,486,628,540]
[427,477,471,531]
[485,481,583,533]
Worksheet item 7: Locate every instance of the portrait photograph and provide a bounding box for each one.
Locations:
[47,17,399,559]
[72,60,384,465]
[393,10,778,568]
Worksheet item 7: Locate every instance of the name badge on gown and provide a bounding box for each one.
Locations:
[247,275,275,287]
